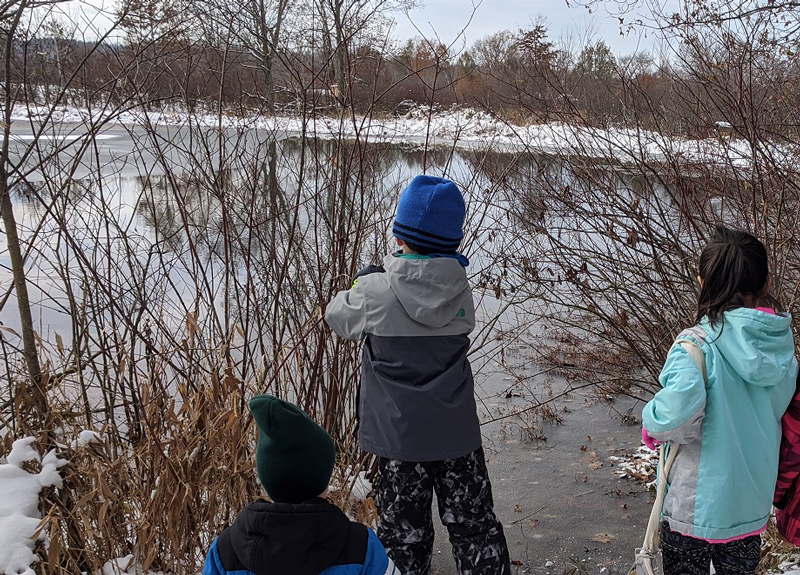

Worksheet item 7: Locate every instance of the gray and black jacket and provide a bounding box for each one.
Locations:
[325,253,481,462]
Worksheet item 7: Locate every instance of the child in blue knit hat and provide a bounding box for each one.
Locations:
[326,175,512,575]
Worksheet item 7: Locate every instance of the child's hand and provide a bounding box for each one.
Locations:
[355,264,385,278]
[642,427,660,450]
[351,264,385,288]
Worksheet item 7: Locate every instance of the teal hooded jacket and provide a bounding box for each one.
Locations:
[643,308,798,540]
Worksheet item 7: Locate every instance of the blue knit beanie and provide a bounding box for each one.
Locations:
[392,175,466,253]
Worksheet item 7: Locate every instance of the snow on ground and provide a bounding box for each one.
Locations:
[100,555,165,575]
[8,102,796,170]
[330,467,373,502]
[771,556,800,574]
[0,437,66,575]
[610,445,659,488]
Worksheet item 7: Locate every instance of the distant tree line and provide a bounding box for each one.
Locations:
[2,0,796,140]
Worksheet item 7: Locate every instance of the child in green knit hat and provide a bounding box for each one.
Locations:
[202,394,399,575]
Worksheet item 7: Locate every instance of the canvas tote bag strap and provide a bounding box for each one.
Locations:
[641,442,679,552]
[675,339,707,383]
[641,337,707,553]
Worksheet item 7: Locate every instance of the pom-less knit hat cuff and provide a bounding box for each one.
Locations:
[392,222,462,251]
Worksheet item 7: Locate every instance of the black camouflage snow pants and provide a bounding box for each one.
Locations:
[661,521,761,575]
[375,447,512,575]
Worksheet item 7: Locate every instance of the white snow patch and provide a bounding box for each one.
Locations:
[329,467,373,502]
[610,445,659,488]
[101,555,135,575]
[772,557,800,573]
[349,471,373,502]
[5,437,40,467]
[75,430,102,448]
[100,554,166,575]
[0,438,67,575]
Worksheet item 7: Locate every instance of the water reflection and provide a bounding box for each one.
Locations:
[0,134,680,351]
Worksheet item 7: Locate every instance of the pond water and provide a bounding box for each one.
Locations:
[1,123,555,342]
[1,121,659,574]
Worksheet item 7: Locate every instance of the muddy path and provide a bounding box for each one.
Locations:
[429,366,653,575]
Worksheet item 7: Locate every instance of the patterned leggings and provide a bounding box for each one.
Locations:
[661,521,761,575]
[375,447,512,575]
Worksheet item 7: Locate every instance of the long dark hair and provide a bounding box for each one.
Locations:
[695,225,771,325]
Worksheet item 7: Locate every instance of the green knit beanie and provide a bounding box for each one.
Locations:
[249,394,335,504]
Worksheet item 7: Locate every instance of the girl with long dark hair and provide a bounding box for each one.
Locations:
[641,225,797,575]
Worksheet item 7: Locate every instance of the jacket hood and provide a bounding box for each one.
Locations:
[226,498,351,575]
[702,308,795,387]
[382,253,470,328]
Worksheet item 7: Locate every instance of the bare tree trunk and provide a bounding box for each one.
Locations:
[255,0,288,113]
[1,0,47,429]
[332,0,349,109]
[0,186,43,387]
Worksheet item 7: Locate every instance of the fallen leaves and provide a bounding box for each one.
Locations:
[609,446,659,487]
[585,449,604,470]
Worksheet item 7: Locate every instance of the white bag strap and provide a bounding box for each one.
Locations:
[676,339,707,383]
[641,442,679,552]
[641,338,707,553]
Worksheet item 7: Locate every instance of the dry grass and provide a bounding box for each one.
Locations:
[13,363,377,575]
[758,519,798,575]
[32,368,258,575]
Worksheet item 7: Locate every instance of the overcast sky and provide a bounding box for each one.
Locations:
[392,0,670,55]
[58,0,670,56]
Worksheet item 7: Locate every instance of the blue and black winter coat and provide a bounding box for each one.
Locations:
[202,498,398,575]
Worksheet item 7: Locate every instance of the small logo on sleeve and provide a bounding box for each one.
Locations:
[456,308,466,317]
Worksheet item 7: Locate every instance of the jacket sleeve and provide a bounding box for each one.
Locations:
[775,391,800,508]
[325,285,368,341]
[202,539,226,575]
[362,528,401,575]
[642,342,707,444]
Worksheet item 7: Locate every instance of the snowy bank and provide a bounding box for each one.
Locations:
[0,437,66,575]
[8,103,796,171]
